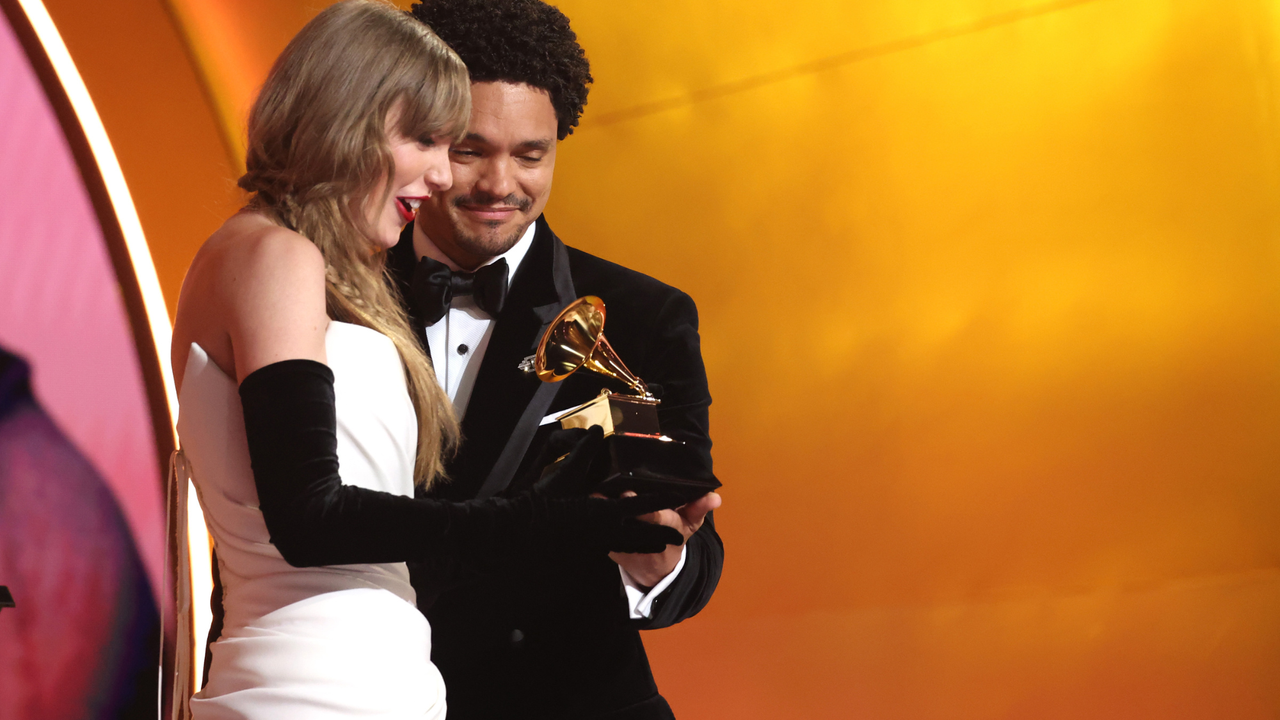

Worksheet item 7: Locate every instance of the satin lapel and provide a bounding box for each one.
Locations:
[443,217,565,500]
[474,232,575,499]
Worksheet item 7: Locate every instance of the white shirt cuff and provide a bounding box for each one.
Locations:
[619,545,687,620]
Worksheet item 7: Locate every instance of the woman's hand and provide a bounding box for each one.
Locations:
[531,426,606,497]
[609,491,721,588]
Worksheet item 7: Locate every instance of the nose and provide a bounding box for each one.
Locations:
[473,156,516,200]
[424,146,452,194]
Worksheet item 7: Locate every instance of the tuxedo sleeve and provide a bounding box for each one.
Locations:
[631,289,724,630]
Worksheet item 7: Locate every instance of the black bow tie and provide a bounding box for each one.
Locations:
[410,256,509,325]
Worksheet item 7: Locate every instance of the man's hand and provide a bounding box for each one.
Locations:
[608,491,722,589]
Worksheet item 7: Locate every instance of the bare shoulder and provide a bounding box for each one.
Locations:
[182,212,322,305]
[201,212,324,289]
[173,211,329,387]
[235,218,325,280]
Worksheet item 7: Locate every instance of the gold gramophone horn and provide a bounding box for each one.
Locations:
[535,296,651,397]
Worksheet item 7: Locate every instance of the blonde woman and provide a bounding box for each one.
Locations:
[170,2,683,716]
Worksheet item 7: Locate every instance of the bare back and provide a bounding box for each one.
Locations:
[172,210,330,393]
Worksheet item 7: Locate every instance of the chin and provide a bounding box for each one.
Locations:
[370,225,400,251]
[476,219,525,242]
[461,232,516,258]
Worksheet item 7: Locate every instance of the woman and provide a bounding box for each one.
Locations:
[170,3,681,717]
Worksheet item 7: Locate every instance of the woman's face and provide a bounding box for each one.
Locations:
[364,120,454,250]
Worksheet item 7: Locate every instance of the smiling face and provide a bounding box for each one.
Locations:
[363,111,455,250]
[415,81,559,269]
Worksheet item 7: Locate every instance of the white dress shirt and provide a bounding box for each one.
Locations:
[415,223,685,619]
[419,223,536,419]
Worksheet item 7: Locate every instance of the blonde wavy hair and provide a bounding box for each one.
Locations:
[238,0,469,487]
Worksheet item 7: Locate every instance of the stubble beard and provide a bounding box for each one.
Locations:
[440,190,538,263]
[450,214,531,260]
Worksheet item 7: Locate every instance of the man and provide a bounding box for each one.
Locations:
[393,1,724,717]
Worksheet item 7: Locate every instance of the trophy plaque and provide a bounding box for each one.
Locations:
[535,296,721,500]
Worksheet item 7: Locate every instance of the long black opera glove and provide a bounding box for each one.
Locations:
[517,426,607,498]
[238,359,684,569]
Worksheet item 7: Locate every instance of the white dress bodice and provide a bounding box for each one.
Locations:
[178,321,444,719]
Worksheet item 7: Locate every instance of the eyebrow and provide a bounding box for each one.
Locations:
[461,132,552,152]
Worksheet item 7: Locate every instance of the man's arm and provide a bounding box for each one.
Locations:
[611,289,724,629]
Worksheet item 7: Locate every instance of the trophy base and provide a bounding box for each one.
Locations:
[593,434,721,502]
[555,391,721,502]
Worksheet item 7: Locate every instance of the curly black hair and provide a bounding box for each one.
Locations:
[409,0,592,140]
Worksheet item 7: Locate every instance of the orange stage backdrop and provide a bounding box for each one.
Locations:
[44,0,1280,717]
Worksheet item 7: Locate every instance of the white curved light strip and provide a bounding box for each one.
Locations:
[16,0,214,692]
[14,0,177,422]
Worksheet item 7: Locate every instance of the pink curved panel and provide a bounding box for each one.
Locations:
[0,9,161,599]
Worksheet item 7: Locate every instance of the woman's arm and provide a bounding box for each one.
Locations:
[224,225,330,383]
[239,360,683,568]
[171,214,327,391]
[169,219,680,570]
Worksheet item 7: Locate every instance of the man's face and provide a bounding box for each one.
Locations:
[416,81,558,269]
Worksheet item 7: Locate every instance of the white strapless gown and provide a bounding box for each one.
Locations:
[178,322,445,719]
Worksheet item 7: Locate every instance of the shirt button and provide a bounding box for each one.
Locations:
[457,344,469,355]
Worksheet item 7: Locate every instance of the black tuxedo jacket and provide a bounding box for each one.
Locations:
[390,216,723,719]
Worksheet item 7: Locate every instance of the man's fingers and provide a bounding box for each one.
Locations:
[677,491,721,521]
[687,491,722,515]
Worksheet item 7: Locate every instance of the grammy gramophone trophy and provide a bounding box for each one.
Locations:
[535,296,721,500]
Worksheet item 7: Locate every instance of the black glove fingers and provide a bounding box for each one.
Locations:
[534,425,606,497]
[530,427,589,470]
[559,425,604,469]
[609,491,686,518]
[613,519,685,554]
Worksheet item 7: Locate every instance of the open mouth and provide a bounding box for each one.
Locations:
[396,197,423,223]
